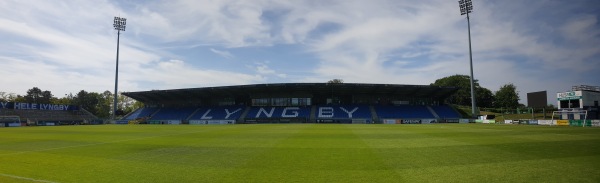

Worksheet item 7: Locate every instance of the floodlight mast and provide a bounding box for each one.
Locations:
[113,17,126,121]
[459,0,477,118]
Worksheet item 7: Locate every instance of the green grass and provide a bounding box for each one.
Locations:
[1,124,599,183]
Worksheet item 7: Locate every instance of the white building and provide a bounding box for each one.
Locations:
[556,85,600,119]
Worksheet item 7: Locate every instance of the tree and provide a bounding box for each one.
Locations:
[52,93,74,105]
[431,75,484,106]
[494,83,520,108]
[327,79,344,84]
[23,87,54,104]
[13,95,26,102]
[118,92,140,115]
[95,91,113,118]
[0,92,17,102]
[476,87,494,108]
[41,90,53,104]
[73,90,100,115]
[24,87,42,103]
[131,100,144,111]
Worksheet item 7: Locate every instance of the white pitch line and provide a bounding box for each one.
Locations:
[0,173,58,183]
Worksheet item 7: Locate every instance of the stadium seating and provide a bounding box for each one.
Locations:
[245,106,311,119]
[120,104,460,124]
[315,105,372,119]
[150,107,197,120]
[0,108,97,124]
[430,105,461,118]
[189,106,246,120]
[123,107,159,120]
[375,105,436,119]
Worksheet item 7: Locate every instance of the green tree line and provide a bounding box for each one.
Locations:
[431,74,521,108]
[0,87,143,119]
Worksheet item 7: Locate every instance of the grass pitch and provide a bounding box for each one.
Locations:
[1,124,599,183]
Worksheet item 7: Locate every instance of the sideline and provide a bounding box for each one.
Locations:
[0,173,58,183]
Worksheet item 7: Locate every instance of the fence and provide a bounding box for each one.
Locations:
[503,119,599,127]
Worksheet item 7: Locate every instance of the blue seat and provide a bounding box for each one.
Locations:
[246,106,310,119]
[189,106,245,120]
[375,105,435,119]
[124,107,159,120]
[315,105,372,119]
[150,107,197,120]
[431,105,461,118]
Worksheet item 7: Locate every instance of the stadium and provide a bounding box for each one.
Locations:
[118,83,462,125]
[4,83,599,127]
[1,1,600,182]
[2,69,600,181]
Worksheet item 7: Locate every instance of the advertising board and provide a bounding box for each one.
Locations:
[115,120,129,124]
[537,120,554,125]
[556,91,582,101]
[556,120,569,126]
[189,120,235,125]
[444,119,460,123]
[8,122,21,127]
[401,119,421,124]
[421,119,436,124]
[593,120,600,127]
[0,102,78,111]
[527,120,538,125]
[147,120,180,124]
[569,120,593,127]
[382,119,403,124]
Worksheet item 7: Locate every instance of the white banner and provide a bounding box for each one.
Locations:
[421,119,436,124]
[189,120,235,125]
[504,120,512,124]
[382,119,402,124]
[8,123,21,127]
[538,120,556,126]
[592,120,600,127]
[167,120,181,125]
[459,119,470,123]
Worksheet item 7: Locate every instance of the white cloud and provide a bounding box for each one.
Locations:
[251,62,287,79]
[124,59,264,89]
[561,16,599,43]
[0,0,598,105]
[129,0,275,47]
[209,48,234,59]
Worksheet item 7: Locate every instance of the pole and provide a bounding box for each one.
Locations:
[113,29,120,121]
[467,11,477,118]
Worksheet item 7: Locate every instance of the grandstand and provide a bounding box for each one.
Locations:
[0,102,99,126]
[122,83,463,124]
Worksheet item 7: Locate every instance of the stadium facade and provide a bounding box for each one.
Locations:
[0,102,99,127]
[555,85,600,120]
[121,83,464,124]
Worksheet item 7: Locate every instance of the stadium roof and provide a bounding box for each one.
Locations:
[123,83,459,104]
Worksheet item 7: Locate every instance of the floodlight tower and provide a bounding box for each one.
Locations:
[459,0,477,118]
[113,16,126,121]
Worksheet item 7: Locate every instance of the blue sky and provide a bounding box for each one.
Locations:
[0,0,599,104]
